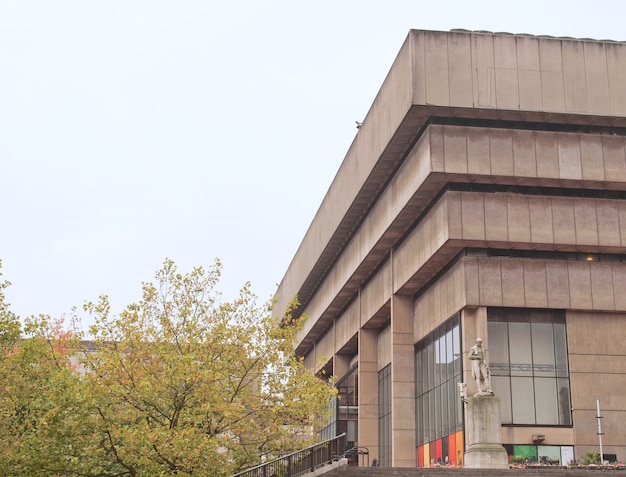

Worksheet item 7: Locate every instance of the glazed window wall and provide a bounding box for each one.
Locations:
[319,365,359,445]
[488,308,572,426]
[318,397,337,442]
[415,313,462,449]
[378,364,392,467]
[336,366,358,449]
[504,444,575,466]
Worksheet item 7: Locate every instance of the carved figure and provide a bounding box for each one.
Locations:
[468,338,493,395]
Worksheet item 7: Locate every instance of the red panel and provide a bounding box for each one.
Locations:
[418,445,424,468]
[448,434,457,465]
[435,438,443,464]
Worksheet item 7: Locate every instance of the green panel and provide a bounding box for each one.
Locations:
[513,445,538,460]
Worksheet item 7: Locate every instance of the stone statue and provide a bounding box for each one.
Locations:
[469,338,492,395]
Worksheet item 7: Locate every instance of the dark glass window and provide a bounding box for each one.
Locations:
[378,364,392,467]
[415,313,462,446]
[336,366,359,446]
[319,398,335,442]
[320,365,359,446]
[488,308,571,426]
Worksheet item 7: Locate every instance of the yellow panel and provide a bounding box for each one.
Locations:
[456,431,464,467]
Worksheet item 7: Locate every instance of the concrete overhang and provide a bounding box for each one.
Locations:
[273,29,626,355]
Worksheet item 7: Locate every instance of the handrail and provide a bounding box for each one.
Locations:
[231,433,347,477]
[344,445,369,467]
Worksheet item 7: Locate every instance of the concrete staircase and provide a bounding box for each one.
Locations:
[323,467,626,477]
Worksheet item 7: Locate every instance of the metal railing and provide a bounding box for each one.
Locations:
[344,445,369,467]
[231,433,347,477]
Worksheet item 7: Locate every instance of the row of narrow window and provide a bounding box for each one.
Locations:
[414,308,571,446]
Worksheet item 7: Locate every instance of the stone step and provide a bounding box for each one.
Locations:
[324,467,626,477]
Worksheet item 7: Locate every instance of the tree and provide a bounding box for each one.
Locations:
[0,259,20,350]
[0,261,91,476]
[79,258,335,476]
[0,259,335,477]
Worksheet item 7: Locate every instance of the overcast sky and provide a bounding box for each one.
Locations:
[1,0,624,326]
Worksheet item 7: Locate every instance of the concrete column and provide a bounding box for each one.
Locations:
[358,327,378,462]
[333,354,351,382]
[391,294,416,467]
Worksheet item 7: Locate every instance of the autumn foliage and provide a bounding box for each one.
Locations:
[0,259,335,477]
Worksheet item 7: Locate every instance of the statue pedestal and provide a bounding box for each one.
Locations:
[464,394,508,469]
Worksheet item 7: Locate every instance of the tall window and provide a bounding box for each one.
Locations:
[319,399,336,442]
[488,308,571,426]
[337,366,359,448]
[319,365,358,445]
[415,313,462,446]
[378,364,391,466]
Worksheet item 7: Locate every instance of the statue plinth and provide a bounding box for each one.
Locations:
[464,394,508,469]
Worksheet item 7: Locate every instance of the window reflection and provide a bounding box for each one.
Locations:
[378,364,392,466]
[532,323,555,377]
[511,377,535,424]
[336,368,358,442]
[534,378,559,424]
[509,322,532,376]
[488,309,571,426]
[415,313,462,446]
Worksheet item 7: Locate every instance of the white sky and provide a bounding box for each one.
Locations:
[1,0,624,326]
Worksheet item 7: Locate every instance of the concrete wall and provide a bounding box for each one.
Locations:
[275,29,626,322]
[413,258,626,454]
[275,29,626,467]
[274,32,414,317]
[567,311,626,455]
[377,324,391,370]
[410,29,626,116]
[296,124,626,351]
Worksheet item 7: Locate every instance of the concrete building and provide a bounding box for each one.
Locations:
[274,29,626,467]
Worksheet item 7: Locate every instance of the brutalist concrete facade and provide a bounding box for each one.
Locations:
[274,29,626,467]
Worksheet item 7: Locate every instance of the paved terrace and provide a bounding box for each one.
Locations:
[325,467,626,477]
